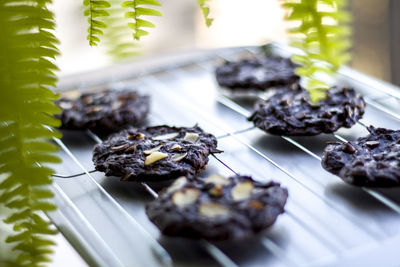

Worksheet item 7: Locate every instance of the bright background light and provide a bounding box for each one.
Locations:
[54,0,289,75]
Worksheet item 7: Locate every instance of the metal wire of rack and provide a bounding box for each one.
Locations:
[49,43,400,267]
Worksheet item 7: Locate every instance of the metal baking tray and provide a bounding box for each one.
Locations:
[48,42,400,267]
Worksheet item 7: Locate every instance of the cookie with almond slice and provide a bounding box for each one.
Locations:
[146,175,288,240]
[248,85,365,136]
[322,127,400,187]
[92,125,221,182]
[56,89,149,134]
[215,56,299,91]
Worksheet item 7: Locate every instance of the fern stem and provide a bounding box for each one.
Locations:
[89,0,95,45]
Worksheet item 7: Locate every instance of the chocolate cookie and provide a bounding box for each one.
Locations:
[322,127,400,187]
[56,90,150,134]
[248,86,365,136]
[146,175,288,241]
[92,125,222,182]
[215,56,299,91]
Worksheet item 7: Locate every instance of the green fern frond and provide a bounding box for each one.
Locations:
[122,0,162,41]
[0,0,61,266]
[197,0,213,27]
[282,0,351,102]
[104,0,141,60]
[83,0,111,46]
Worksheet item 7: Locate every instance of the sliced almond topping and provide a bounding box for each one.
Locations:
[128,132,146,140]
[199,202,230,217]
[205,174,231,186]
[209,185,223,197]
[125,144,137,152]
[136,133,146,139]
[170,144,182,151]
[166,176,187,194]
[63,90,81,100]
[248,201,264,210]
[152,132,179,141]
[144,144,163,155]
[111,143,129,151]
[83,96,93,105]
[171,152,187,162]
[121,173,134,181]
[231,182,253,201]
[172,188,200,207]
[86,106,103,114]
[183,132,199,143]
[144,151,168,165]
[58,101,73,109]
[111,100,123,110]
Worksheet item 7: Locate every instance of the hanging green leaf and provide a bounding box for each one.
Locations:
[83,0,111,46]
[198,0,213,27]
[282,0,352,102]
[104,0,141,60]
[122,0,162,41]
[0,0,61,266]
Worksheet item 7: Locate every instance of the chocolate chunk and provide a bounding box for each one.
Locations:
[322,127,400,187]
[92,125,222,182]
[365,141,380,148]
[146,175,288,241]
[248,86,365,136]
[343,143,356,154]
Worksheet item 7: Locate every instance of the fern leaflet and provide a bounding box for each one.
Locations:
[0,0,61,266]
[197,0,213,27]
[122,0,162,41]
[83,0,111,46]
[104,0,141,60]
[282,0,351,102]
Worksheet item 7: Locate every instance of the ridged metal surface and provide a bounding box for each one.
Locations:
[48,43,400,267]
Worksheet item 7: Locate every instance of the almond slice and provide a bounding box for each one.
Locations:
[172,188,200,207]
[58,101,73,109]
[128,132,146,140]
[205,174,231,186]
[248,201,264,210]
[86,106,103,114]
[125,144,137,152]
[63,90,81,100]
[144,144,163,155]
[83,96,93,105]
[166,176,187,194]
[199,202,230,217]
[144,151,168,165]
[170,144,182,151]
[111,100,123,110]
[183,132,199,143]
[111,143,129,151]
[209,185,223,197]
[231,182,253,201]
[121,173,134,181]
[171,152,187,162]
[152,132,179,141]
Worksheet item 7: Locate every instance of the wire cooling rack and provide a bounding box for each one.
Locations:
[48,43,400,267]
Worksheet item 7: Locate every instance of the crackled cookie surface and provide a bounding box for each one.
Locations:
[215,56,299,91]
[322,127,400,187]
[93,125,221,182]
[146,175,288,240]
[248,86,365,136]
[56,90,149,133]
